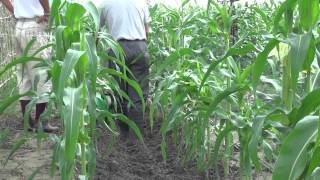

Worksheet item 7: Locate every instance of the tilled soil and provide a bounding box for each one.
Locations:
[1,106,261,180]
[0,110,207,180]
[95,123,207,180]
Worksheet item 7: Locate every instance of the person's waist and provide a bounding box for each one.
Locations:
[16,17,40,22]
[118,38,146,42]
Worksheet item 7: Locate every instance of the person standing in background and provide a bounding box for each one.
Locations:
[0,0,58,132]
[100,0,151,141]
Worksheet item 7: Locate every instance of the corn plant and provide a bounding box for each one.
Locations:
[251,0,320,179]
[1,0,320,179]
[149,0,320,179]
[149,2,276,179]
[0,0,144,179]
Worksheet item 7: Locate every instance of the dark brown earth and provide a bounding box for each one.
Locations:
[95,122,207,180]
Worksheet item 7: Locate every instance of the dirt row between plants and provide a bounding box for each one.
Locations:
[95,122,207,180]
[0,105,274,180]
[0,108,207,180]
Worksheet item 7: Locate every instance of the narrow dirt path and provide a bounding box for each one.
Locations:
[0,106,205,180]
[0,114,60,180]
[95,123,206,180]
[0,112,272,180]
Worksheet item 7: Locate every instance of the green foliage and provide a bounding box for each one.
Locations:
[149,2,273,178]
[298,0,319,31]
[0,0,320,179]
[149,0,320,179]
[0,0,144,179]
[273,116,318,180]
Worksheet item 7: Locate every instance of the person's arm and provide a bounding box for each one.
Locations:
[0,0,14,14]
[38,0,50,23]
[39,0,50,15]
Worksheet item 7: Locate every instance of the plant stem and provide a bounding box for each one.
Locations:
[282,55,293,109]
[81,141,87,178]
[304,69,311,94]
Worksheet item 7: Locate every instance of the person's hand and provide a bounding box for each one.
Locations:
[37,14,49,23]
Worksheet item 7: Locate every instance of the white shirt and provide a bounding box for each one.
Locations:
[100,0,151,40]
[14,0,44,19]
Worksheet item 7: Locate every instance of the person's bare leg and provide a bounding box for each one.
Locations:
[20,100,34,129]
[35,103,58,133]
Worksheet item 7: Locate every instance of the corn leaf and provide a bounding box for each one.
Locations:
[307,146,320,176]
[252,39,279,90]
[83,33,98,178]
[155,48,193,76]
[50,0,61,26]
[98,68,145,115]
[0,56,42,77]
[60,85,86,179]
[55,26,72,60]
[289,89,320,126]
[206,84,249,117]
[74,1,100,31]
[298,0,319,31]
[201,43,255,90]
[273,0,297,33]
[57,49,85,100]
[0,129,10,147]
[65,3,86,31]
[303,35,316,70]
[62,85,85,176]
[160,92,186,133]
[114,113,143,142]
[287,32,312,93]
[0,92,35,114]
[273,116,319,180]
[210,125,235,167]
[3,137,28,166]
[248,116,265,171]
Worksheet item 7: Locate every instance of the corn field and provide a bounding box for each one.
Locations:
[1,0,320,179]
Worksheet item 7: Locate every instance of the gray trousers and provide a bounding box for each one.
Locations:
[109,40,149,132]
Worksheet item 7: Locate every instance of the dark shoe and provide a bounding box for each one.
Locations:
[25,118,36,132]
[126,130,140,147]
[43,124,59,133]
[27,126,36,132]
[119,129,129,141]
